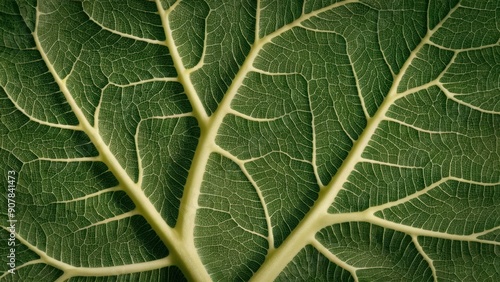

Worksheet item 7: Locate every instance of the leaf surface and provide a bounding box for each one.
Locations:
[1,0,499,281]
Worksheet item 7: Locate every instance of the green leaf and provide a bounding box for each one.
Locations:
[1,0,499,281]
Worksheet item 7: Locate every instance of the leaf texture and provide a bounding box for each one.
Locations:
[1,0,499,281]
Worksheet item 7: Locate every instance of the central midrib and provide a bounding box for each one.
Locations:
[249,2,457,280]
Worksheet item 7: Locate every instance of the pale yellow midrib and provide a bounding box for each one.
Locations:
[156,0,287,277]
[250,1,459,280]
[32,7,186,280]
[153,1,214,281]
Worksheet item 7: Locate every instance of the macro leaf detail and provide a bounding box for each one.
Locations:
[1,0,499,281]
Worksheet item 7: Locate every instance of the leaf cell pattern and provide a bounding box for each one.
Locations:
[1,0,499,281]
